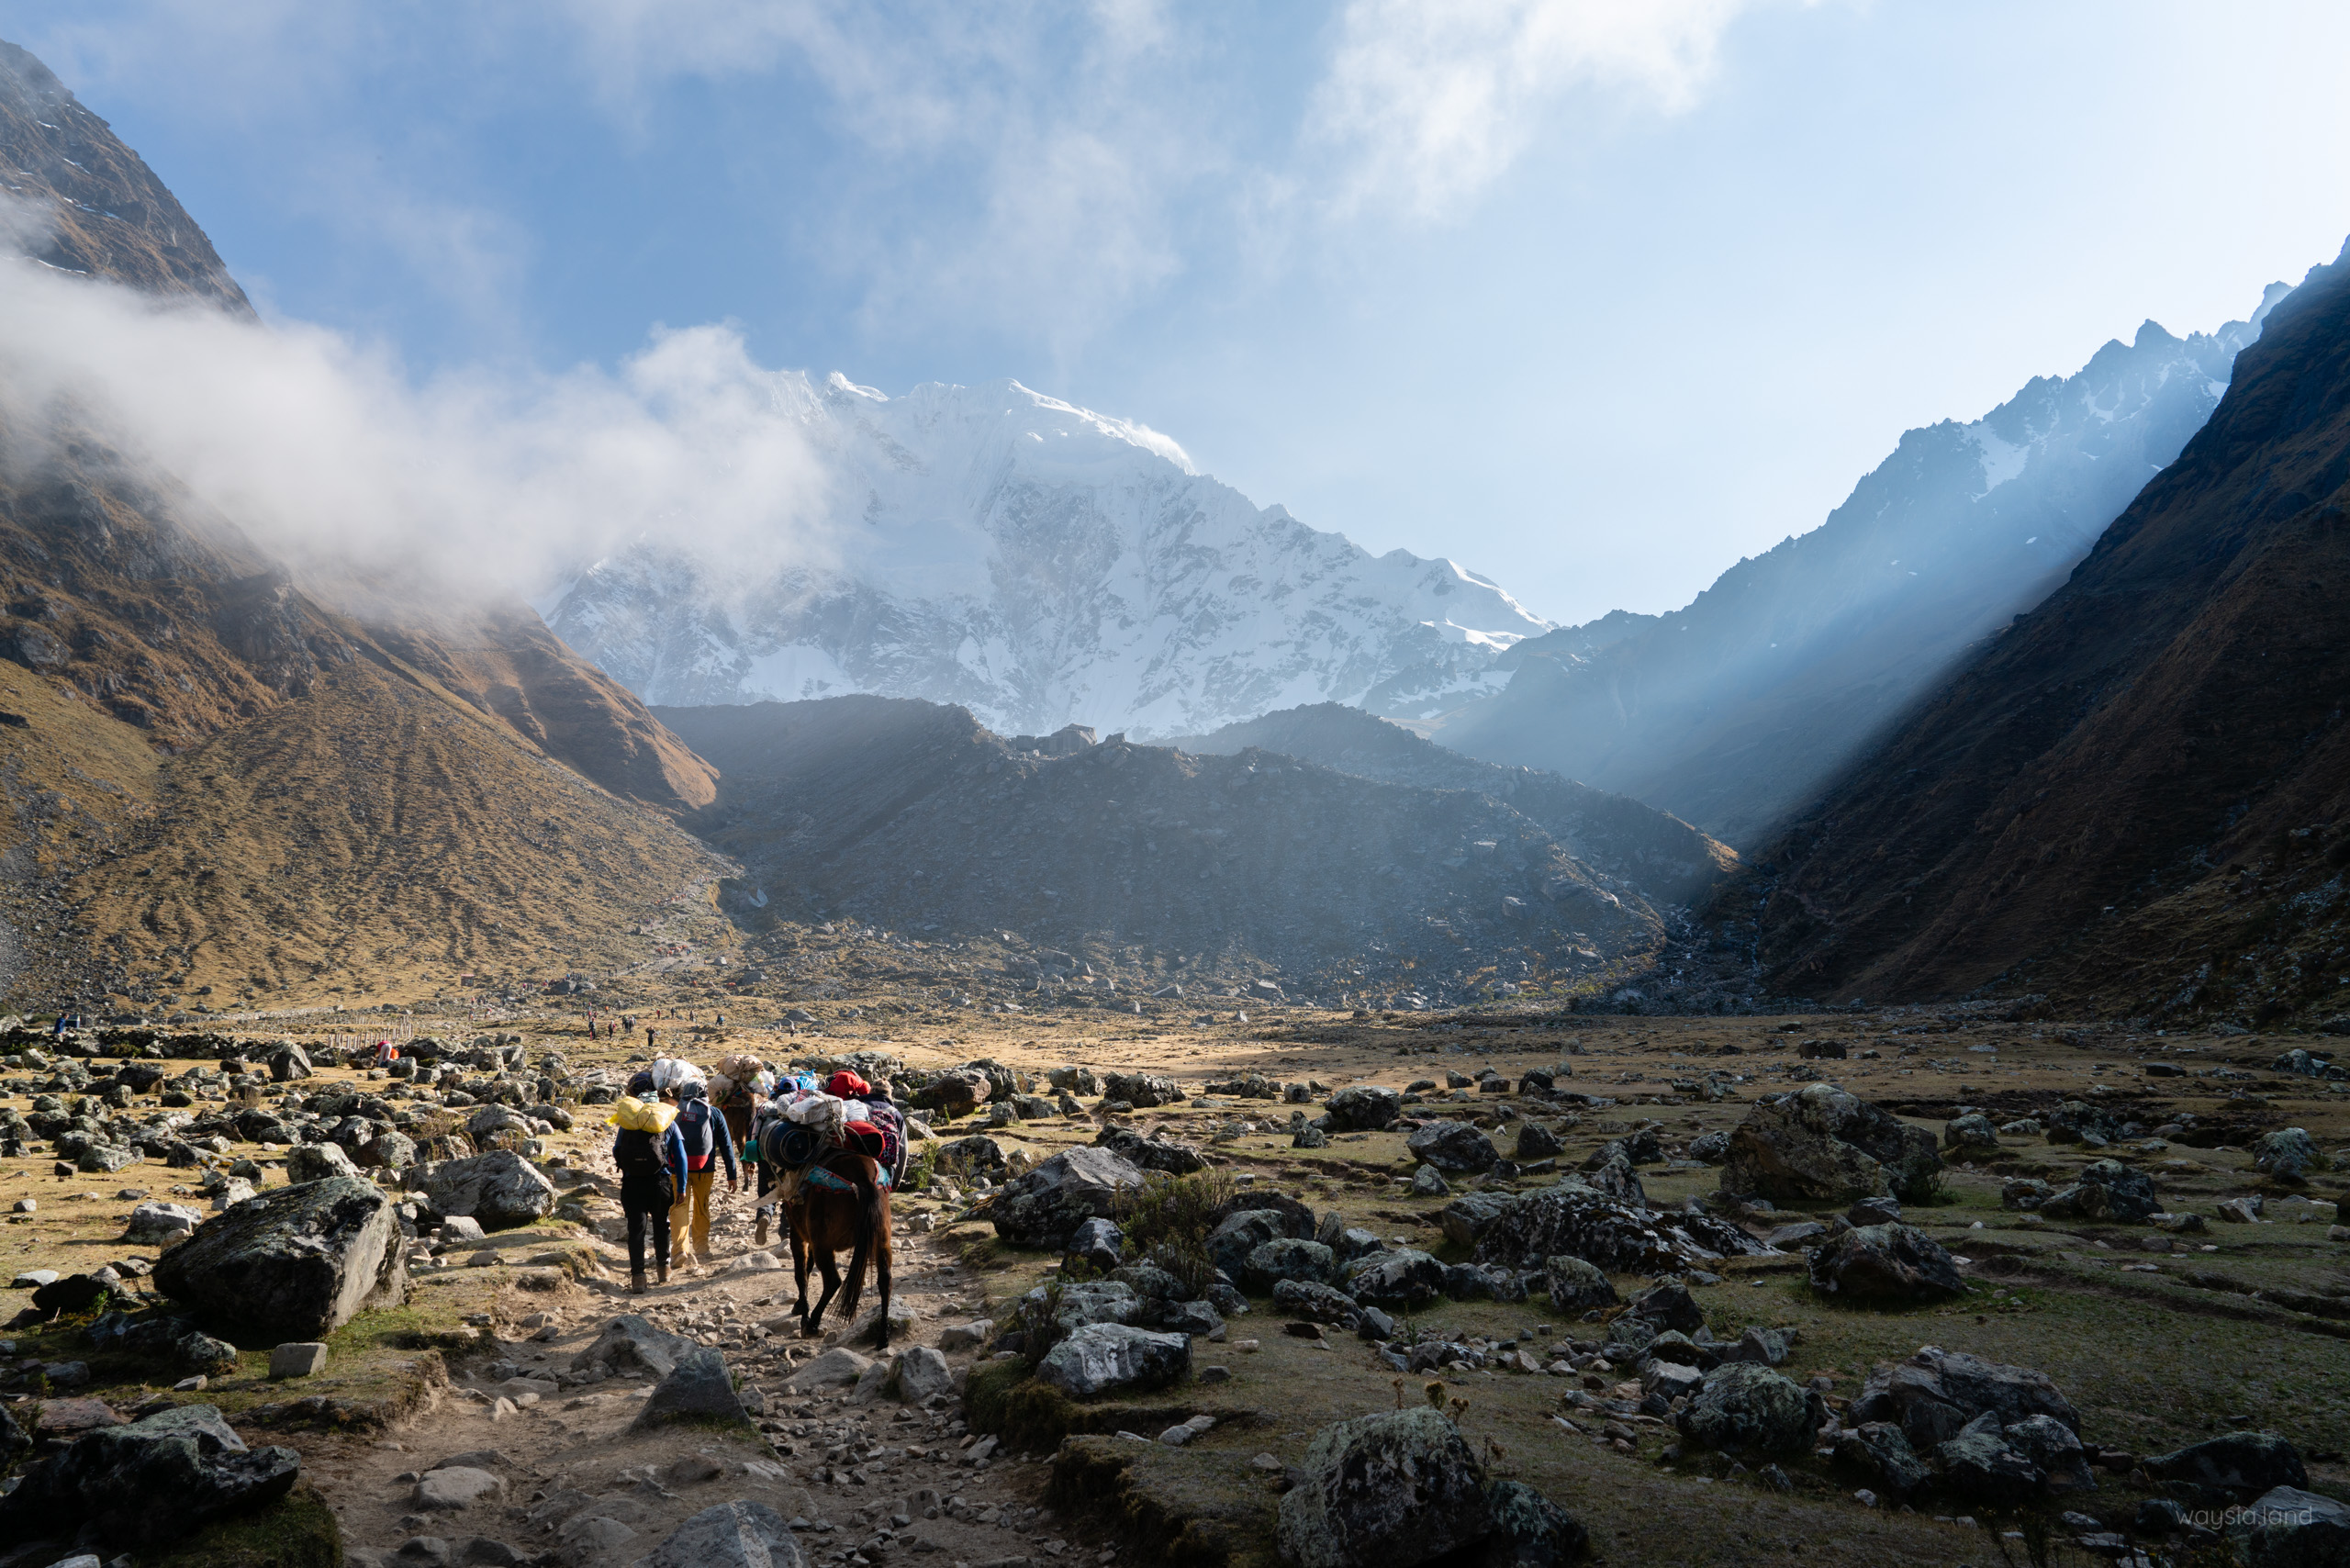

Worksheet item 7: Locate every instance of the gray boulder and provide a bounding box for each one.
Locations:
[1628,1281,1702,1332]
[1542,1256,1617,1314]
[1207,1209,1294,1278]
[1093,1126,1205,1175]
[418,1150,555,1231]
[123,1201,203,1245]
[1275,1407,1494,1568]
[990,1148,1145,1249]
[1673,1363,1821,1456]
[1407,1122,1499,1174]
[1513,1122,1562,1161]
[573,1316,699,1377]
[1273,1279,1362,1329]
[2228,1486,2350,1568]
[1035,1323,1191,1396]
[1439,1193,1522,1250]
[1942,1114,2000,1151]
[1805,1224,1965,1303]
[1936,1413,2044,1506]
[1473,1186,1771,1275]
[0,1404,299,1550]
[285,1142,363,1184]
[152,1176,405,1344]
[2144,1431,2307,1506]
[632,1348,749,1431]
[2037,1159,2159,1222]
[1346,1248,1446,1308]
[1242,1239,1336,1294]
[1101,1072,1181,1108]
[890,1347,955,1404]
[1323,1085,1402,1133]
[2253,1128,2327,1182]
[631,1500,806,1568]
[1067,1217,1124,1273]
[1834,1422,1930,1502]
[1480,1481,1586,1568]
[1846,1347,2079,1450]
[1720,1084,1942,1204]
[2002,1412,2096,1494]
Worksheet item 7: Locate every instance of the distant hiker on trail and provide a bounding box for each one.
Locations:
[372,1039,397,1066]
[669,1081,739,1268]
[610,1073,688,1293]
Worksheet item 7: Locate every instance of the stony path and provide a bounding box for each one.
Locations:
[329,1173,1117,1568]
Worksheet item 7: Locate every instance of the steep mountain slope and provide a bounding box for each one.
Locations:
[657,696,1670,1007]
[0,40,250,313]
[0,38,723,1011]
[1746,239,2350,1021]
[1168,702,1737,906]
[547,374,1550,736]
[1438,297,2288,846]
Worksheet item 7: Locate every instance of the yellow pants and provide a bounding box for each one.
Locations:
[670,1170,716,1262]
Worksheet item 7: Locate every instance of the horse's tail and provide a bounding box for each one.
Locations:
[837,1156,881,1320]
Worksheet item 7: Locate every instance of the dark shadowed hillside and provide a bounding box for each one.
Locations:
[658,695,1676,1007]
[1168,702,1737,906]
[1746,239,2350,1024]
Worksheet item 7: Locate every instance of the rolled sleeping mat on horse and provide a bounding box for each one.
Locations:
[760,1118,826,1170]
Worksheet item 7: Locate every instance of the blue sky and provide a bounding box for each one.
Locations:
[15,0,2350,624]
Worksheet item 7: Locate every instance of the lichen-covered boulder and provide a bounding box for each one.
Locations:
[1346,1248,1447,1308]
[1846,1347,2078,1450]
[1833,1422,1930,1502]
[418,1149,556,1231]
[2144,1431,2308,1506]
[1806,1224,1965,1303]
[1481,1480,1587,1568]
[1242,1238,1336,1294]
[1323,1085,1402,1133]
[0,1404,299,1549]
[1101,1072,1181,1108]
[1674,1363,1822,1456]
[1473,1186,1771,1275]
[990,1147,1145,1249]
[1275,1407,1494,1568]
[1093,1126,1205,1174]
[152,1176,404,1345]
[2253,1128,2328,1182]
[1542,1256,1617,1314]
[2038,1159,2159,1222]
[1035,1323,1191,1396]
[2228,1486,2350,1567]
[1406,1122,1498,1174]
[1721,1084,1942,1204]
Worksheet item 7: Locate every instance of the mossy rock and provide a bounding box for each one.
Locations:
[149,1482,341,1568]
[1050,1435,1279,1568]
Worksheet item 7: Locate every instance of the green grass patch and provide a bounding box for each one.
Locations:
[149,1483,341,1568]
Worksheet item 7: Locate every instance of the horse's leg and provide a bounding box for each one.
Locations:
[803,1239,843,1338]
[788,1202,812,1324]
[873,1192,893,1352]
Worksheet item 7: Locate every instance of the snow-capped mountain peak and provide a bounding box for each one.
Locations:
[546,373,1547,735]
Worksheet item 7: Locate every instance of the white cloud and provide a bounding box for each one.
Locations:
[1308,0,1762,218]
[0,235,841,605]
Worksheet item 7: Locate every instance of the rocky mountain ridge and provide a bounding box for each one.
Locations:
[1435,292,2289,846]
[546,374,1550,738]
[1744,237,2350,1022]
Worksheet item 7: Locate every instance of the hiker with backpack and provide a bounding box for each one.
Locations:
[609,1072,688,1294]
[670,1081,740,1269]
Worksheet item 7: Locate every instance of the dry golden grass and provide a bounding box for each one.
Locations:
[65,659,726,1005]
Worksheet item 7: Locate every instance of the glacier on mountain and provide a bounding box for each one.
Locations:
[543,373,1549,737]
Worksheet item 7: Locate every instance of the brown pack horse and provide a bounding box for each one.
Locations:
[778,1148,894,1349]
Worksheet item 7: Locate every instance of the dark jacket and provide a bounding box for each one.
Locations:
[611,1122,688,1195]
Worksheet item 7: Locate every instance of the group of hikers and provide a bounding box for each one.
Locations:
[605,1053,907,1294]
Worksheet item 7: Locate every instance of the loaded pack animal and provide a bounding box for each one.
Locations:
[756,1071,903,1348]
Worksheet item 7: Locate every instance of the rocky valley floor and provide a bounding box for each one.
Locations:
[0,991,2343,1568]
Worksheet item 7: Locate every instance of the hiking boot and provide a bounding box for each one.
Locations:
[630,1269,647,1295]
[755,1212,768,1248]
[656,1261,670,1285]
